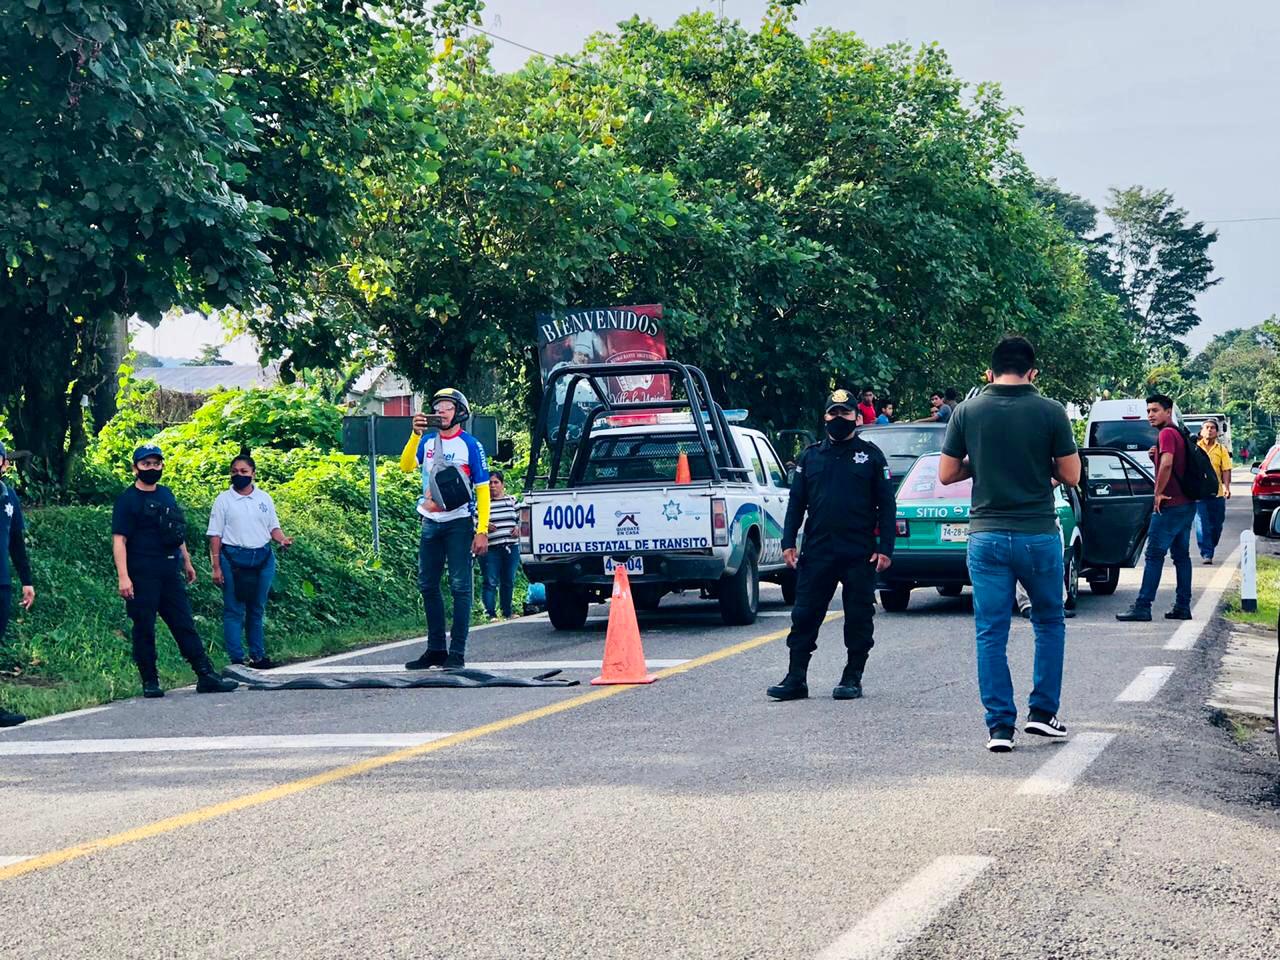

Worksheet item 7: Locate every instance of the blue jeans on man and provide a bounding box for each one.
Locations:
[483,543,520,618]
[419,516,475,659]
[218,548,276,662]
[1195,496,1227,561]
[1135,502,1196,610]
[967,531,1065,733]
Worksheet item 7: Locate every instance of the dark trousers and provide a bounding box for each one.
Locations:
[125,558,211,683]
[1195,496,1227,560]
[418,517,475,657]
[785,549,877,672]
[483,544,520,618]
[0,585,9,642]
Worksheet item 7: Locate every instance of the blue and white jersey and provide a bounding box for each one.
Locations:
[415,430,490,523]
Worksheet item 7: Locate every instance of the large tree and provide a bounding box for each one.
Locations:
[308,7,1135,427]
[1103,186,1220,357]
[0,0,472,486]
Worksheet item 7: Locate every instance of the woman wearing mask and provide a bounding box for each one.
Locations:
[207,455,293,669]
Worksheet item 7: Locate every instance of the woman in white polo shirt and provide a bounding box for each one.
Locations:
[207,455,293,668]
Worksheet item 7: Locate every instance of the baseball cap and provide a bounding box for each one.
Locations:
[132,444,164,464]
[825,389,855,413]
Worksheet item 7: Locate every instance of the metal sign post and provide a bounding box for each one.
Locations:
[367,414,380,555]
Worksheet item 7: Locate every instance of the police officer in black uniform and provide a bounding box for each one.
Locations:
[768,390,897,701]
[111,445,237,698]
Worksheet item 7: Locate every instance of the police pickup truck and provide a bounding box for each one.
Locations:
[519,361,795,630]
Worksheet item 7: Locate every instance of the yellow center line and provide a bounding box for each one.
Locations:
[0,612,841,883]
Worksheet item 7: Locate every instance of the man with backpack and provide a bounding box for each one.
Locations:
[399,388,490,669]
[1116,395,1219,622]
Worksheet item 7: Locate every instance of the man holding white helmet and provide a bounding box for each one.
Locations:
[399,388,491,669]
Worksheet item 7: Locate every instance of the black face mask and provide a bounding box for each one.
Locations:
[137,468,163,485]
[231,474,253,491]
[825,416,856,442]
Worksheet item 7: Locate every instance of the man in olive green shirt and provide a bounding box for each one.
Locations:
[939,335,1081,752]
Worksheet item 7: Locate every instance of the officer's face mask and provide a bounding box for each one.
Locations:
[825,414,856,442]
[231,474,253,491]
[136,467,163,485]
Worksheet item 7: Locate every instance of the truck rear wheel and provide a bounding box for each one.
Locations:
[546,584,590,630]
[1088,566,1120,596]
[719,546,760,626]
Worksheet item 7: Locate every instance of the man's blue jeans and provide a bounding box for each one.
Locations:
[1195,497,1227,560]
[967,531,1065,733]
[1136,502,1196,610]
[483,544,520,618]
[218,549,276,662]
[419,517,475,657]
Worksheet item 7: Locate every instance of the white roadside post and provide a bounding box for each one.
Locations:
[1240,528,1257,613]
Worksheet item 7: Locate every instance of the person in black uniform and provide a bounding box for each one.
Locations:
[111,445,237,698]
[0,440,34,727]
[768,390,897,701]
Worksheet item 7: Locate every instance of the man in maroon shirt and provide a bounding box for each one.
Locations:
[1116,394,1195,621]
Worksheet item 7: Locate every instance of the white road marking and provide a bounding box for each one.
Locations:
[756,611,793,618]
[814,855,992,960]
[263,659,689,674]
[0,705,111,733]
[1016,732,1116,796]
[0,732,453,756]
[1116,666,1176,702]
[302,615,549,667]
[1165,547,1241,650]
[0,856,32,868]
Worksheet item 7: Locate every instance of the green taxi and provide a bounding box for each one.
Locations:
[876,453,1083,612]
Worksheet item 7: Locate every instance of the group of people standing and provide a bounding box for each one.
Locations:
[768,334,1242,752]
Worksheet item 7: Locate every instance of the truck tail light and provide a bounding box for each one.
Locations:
[895,518,909,537]
[519,506,532,548]
[711,498,729,547]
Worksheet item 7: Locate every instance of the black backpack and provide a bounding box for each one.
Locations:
[1175,428,1221,502]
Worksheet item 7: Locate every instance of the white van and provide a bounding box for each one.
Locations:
[1182,412,1232,453]
[1084,398,1183,475]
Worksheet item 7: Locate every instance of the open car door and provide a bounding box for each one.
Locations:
[1078,447,1155,569]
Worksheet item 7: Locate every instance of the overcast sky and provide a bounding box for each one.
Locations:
[153,0,1278,362]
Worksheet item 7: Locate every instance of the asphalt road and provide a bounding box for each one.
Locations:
[1,487,1276,959]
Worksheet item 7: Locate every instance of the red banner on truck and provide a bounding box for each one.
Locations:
[536,304,669,441]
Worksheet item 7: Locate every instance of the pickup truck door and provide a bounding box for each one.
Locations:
[1078,447,1155,568]
[751,435,791,568]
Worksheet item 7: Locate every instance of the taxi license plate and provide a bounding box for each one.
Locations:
[604,556,644,575]
[940,523,969,543]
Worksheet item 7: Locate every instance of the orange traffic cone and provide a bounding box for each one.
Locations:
[591,564,657,685]
[674,450,692,484]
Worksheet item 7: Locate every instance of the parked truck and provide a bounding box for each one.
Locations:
[519,361,797,629]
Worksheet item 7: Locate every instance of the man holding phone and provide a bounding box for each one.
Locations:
[399,388,491,669]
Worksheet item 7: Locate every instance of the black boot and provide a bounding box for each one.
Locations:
[832,665,864,700]
[0,708,26,727]
[405,648,448,670]
[1115,605,1152,622]
[767,648,810,701]
[196,670,239,693]
[142,682,165,699]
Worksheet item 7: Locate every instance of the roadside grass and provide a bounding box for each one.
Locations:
[1223,554,1280,627]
